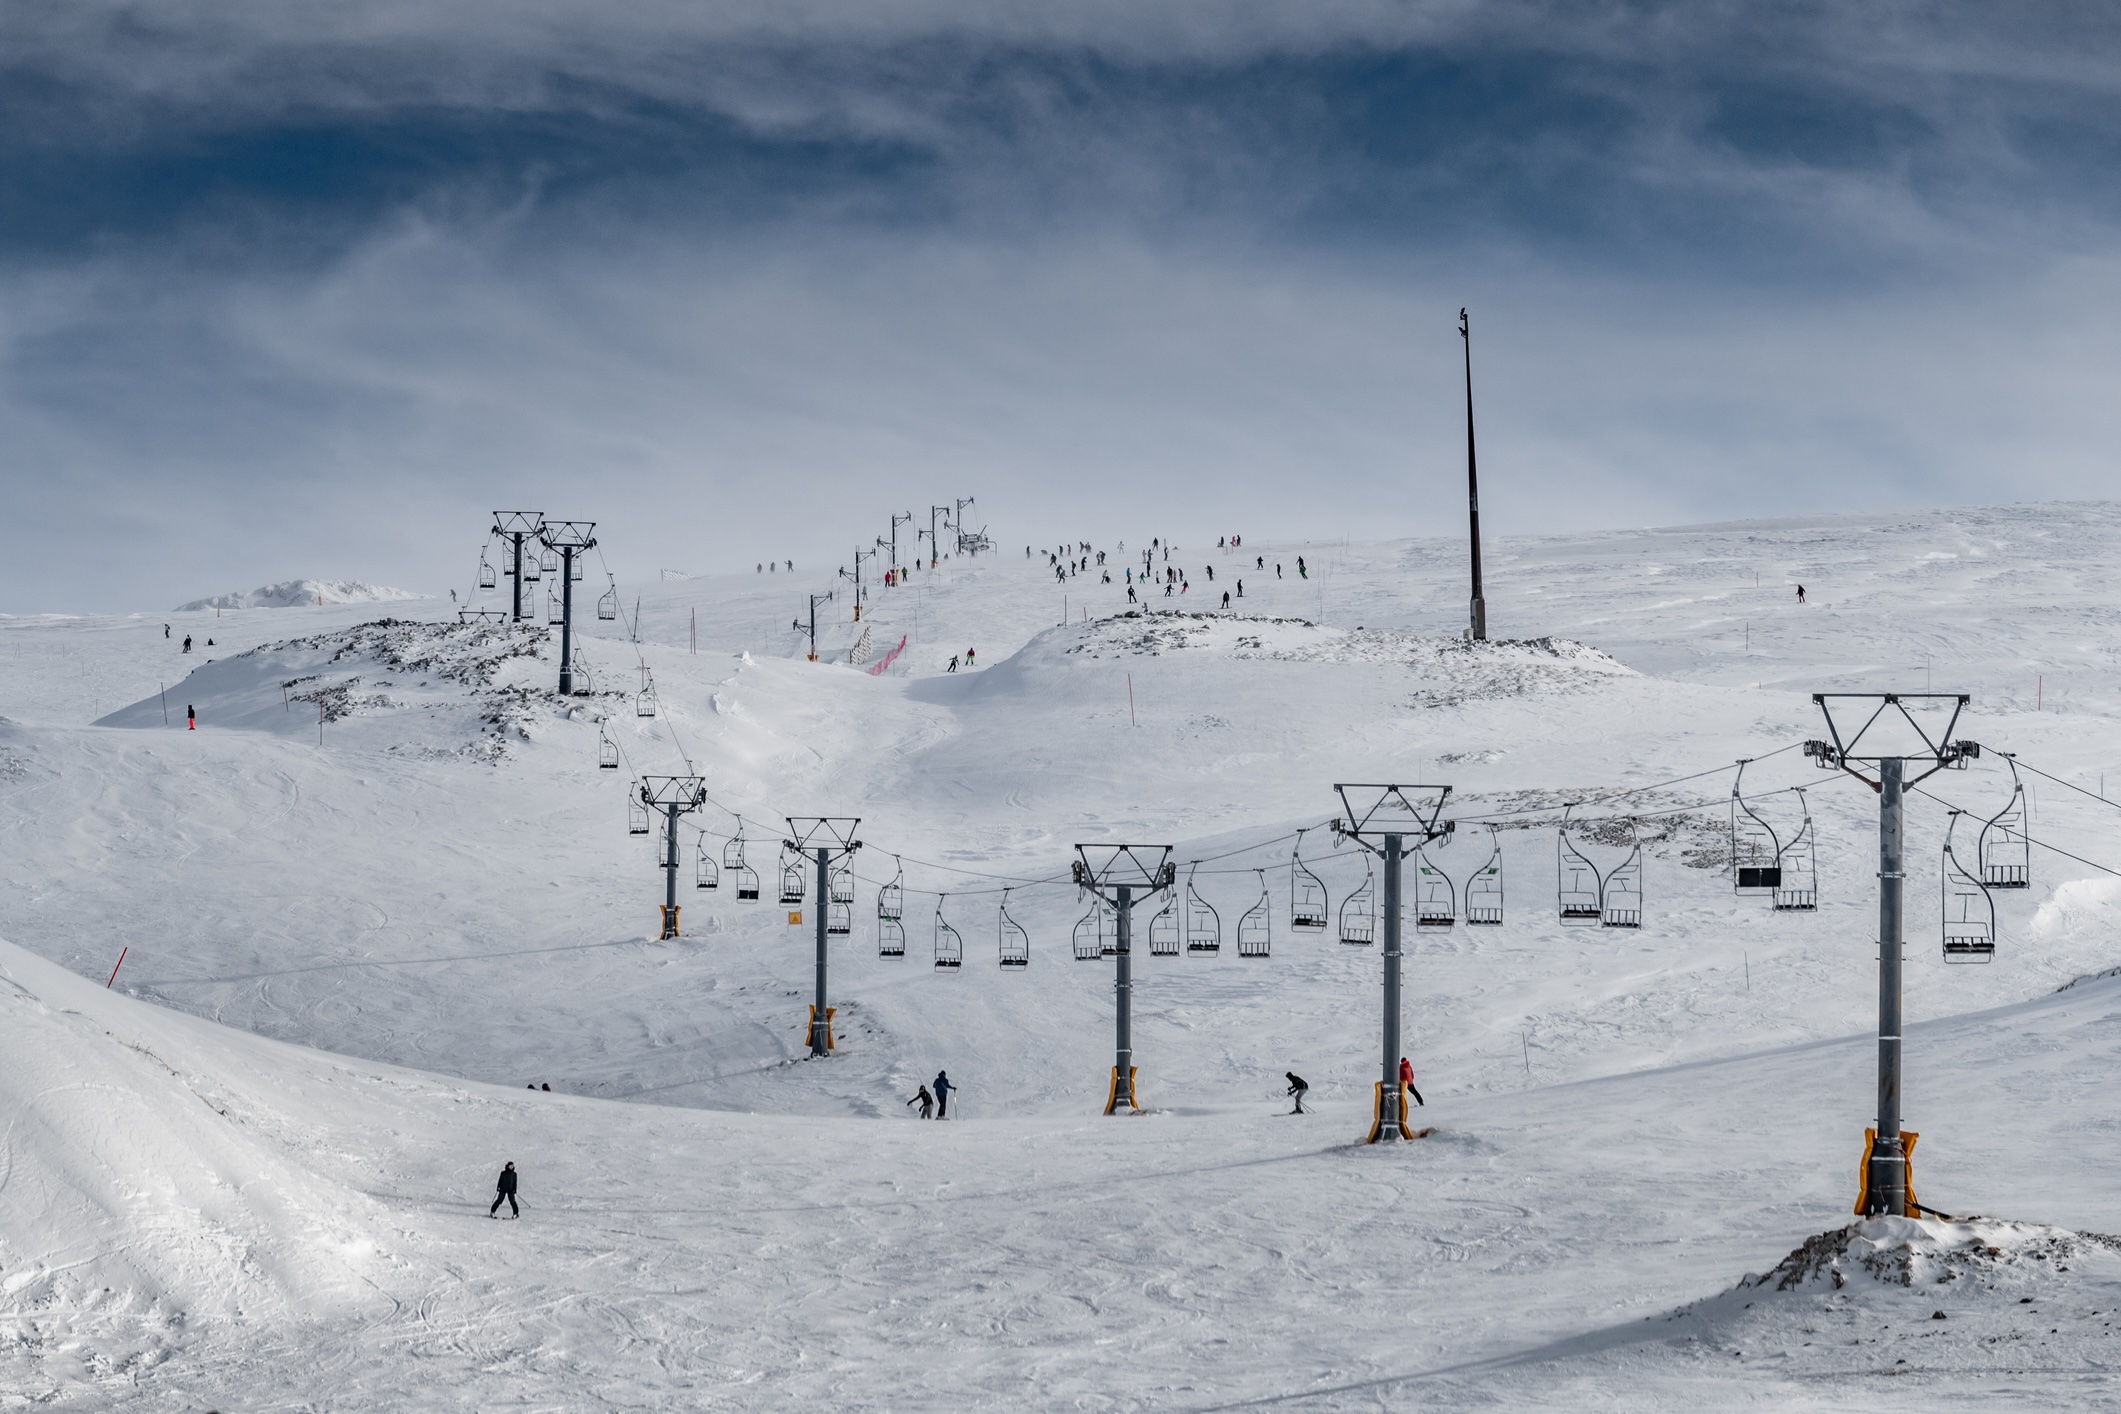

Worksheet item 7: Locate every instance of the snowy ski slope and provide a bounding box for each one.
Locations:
[3,500,2120,1408]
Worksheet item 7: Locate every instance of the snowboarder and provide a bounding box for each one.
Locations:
[490,1161,519,1218]
[1399,1056,1425,1107]
[1285,1072,1309,1115]
[1796,585,1807,604]
[933,1070,954,1119]
[186,704,195,730]
[1297,556,1308,579]
[908,1085,934,1119]
[182,635,193,653]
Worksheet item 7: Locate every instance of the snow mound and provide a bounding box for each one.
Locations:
[176,580,426,611]
[95,618,580,759]
[1745,1215,2121,1294]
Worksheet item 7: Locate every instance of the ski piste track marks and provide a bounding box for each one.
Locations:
[5,503,2121,1406]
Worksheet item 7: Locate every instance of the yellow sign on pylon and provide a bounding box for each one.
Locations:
[659,905,681,940]
[1854,1127,1920,1216]
[788,910,803,926]
[1103,1065,1141,1114]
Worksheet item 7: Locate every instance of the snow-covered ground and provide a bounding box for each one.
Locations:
[3,501,2120,1408]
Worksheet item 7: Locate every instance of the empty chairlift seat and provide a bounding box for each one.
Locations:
[934,902,964,969]
[1290,834,1329,932]
[1186,870,1222,955]
[598,729,619,770]
[998,891,1030,968]
[1073,898,1115,961]
[877,864,907,957]
[597,585,620,622]
[1943,811,1997,962]
[696,838,719,891]
[726,828,760,901]
[1463,828,1505,926]
[778,845,807,906]
[1339,866,1376,945]
[1148,896,1180,956]
[1236,871,1272,958]
[1413,850,1456,931]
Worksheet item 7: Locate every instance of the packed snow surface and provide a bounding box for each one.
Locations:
[175,579,426,611]
[5,500,2121,1408]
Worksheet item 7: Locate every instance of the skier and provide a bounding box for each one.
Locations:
[163,623,170,638]
[908,1084,934,1119]
[490,1161,519,1218]
[186,704,196,730]
[1297,556,1308,579]
[1399,1056,1425,1107]
[1796,585,1807,604]
[1275,564,1282,579]
[1221,591,1231,609]
[947,655,959,673]
[1236,580,1244,598]
[965,647,976,667]
[1205,564,1214,581]
[1285,1072,1309,1115]
[933,1070,954,1119]
[1256,555,1264,569]
[183,635,193,653]
[1127,586,1137,604]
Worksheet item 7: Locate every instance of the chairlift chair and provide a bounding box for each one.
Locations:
[826,854,852,936]
[597,586,619,622]
[877,859,906,957]
[1185,868,1222,955]
[696,838,718,891]
[1339,863,1376,945]
[598,729,619,770]
[570,555,585,582]
[478,556,497,590]
[1556,819,1603,925]
[522,554,541,583]
[1600,837,1644,929]
[1236,870,1272,958]
[1413,848,1456,930]
[1073,896,1115,961]
[540,547,559,575]
[934,900,964,969]
[1942,811,1997,962]
[627,798,651,836]
[1147,895,1180,956]
[1772,801,1818,911]
[1979,758,2032,889]
[1463,828,1504,925]
[1290,833,1329,932]
[1731,762,1783,894]
[777,844,807,906]
[547,586,566,626]
[998,890,1030,968]
[726,827,760,901]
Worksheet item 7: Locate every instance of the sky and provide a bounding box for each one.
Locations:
[5,0,2121,611]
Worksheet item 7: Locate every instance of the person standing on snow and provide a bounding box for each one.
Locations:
[908,1085,934,1119]
[1796,585,1807,603]
[1285,1072,1309,1115]
[1128,586,1137,604]
[1399,1056,1425,1107]
[1297,555,1308,579]
[490,1161,519,1218]
[965,648,976,667]
[1221,591,1231,609]
[186,704,195,730]
[182,635,193,653]
[933,1070,954,1119]
[1236,580,1244,598]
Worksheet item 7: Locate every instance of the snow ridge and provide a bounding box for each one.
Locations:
[176,580,425,611]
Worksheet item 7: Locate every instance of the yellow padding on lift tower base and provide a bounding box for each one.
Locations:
[1365,1082,1417,1144]
[1104,1066,1140,1115]
[806,1004,836,1052]
[659,905,681,940]
[1854,1126,1919,1216]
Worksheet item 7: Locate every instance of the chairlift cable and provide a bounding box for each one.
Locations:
[1910,785,2121,880]
[2007,756,2121,816]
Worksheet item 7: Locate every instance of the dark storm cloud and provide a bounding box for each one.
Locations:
[4,1,2121,610]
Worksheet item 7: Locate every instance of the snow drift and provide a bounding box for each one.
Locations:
[176,581,425,612]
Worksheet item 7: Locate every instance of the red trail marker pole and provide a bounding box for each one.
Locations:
[106,946,127,988]
[1127,673,1136,726]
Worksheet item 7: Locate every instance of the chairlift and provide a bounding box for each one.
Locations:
[998,889,1030,968]
[1556,813,1603,925]
[1073,895,1116,961]
[1773,796,1818,912]
[1290,831,1328,932]
[1601,840,1643,929]
[1185,867,1222,955]
[636,668,656,718]
[1339,862,1376,945]
[478,555,497,591]
[1412,847,1456,931]
[597,585,619,622]
[934,899,964,969]
[627,796,651,836]
[1463,827,1504,925]
[1731,761,1783,894]
[878,858,906,957]
[546,585,566,626]
[1979,756,2031,889]
[1148,894,1180,956]
[540,547,559,575]
[1942,811,1997,962]
[598,728,619,770]
[777,843,807,906]
[827,854,852,936]
[696,837,718,891]
[726,824,760,901]
[1236,870,1272,958]
[570,555,585,582]
[522,554,541,583]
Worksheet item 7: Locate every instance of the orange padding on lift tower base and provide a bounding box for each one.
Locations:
[1854,1126,1920,1216]
[1104,1066,1140,1114]
[806,1005,836,1051]
[1365,1082,1418,1144]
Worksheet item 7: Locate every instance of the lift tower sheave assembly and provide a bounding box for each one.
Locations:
[1333,784,1454,1143]
[640,776,708,939]
[492,511,545,623]
[1458,310,1486,643]
[787,817,862,1057]
[538,520,596,693]
[1071,845,1176,1115]
[1806,694,1977,1218]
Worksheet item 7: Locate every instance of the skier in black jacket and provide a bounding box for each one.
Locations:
[1285,1072,1309,1115]
[490,1161,519,1218]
